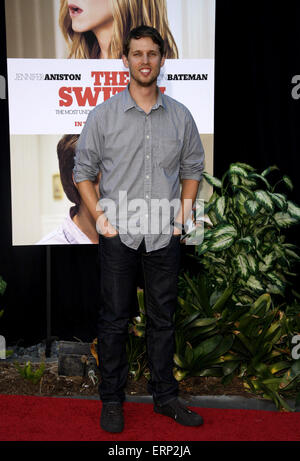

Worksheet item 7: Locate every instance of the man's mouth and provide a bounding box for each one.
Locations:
[69,4,84,16]
[140,68,152,76]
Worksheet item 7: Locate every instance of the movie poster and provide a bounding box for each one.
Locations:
[5,0,215,245]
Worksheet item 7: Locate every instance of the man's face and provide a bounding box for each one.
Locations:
[122,37,165,87]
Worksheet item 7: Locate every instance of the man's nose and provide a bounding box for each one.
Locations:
[141,53,150,64]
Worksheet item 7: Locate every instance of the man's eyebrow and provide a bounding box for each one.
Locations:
[131,49,159,53]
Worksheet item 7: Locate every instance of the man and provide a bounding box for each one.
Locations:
[73,25,205,433]
[37,135,99,245]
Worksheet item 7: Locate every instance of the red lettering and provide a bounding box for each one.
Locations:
[92,71,130,87]
[119,72,130,86]
[91,71,104,86]
[104,72,119,86]
[59,87,73,107]
[72,87,102,106]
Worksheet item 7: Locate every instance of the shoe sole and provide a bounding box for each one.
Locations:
[154,406,203,426]
[100,422,124,433]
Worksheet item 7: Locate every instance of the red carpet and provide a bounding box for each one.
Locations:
[0,394,299,441]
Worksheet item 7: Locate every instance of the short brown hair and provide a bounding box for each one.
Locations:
[57,134,81,218]
[123,25,165,57]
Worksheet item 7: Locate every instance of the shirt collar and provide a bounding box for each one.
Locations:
[123,84,166,112]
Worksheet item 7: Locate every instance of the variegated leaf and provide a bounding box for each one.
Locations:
[282,243,299,250]
[240,177,257,188]
[208,210,219,226]
[212,223,238,238]
[230,174,240,187]
[282,175,294,191]
[229,164,248,177]
[234,192,248,216]
[246,254,258,274]
[259,252,275,271]
[236,191,247,207]
[254,190,274,212]
[203,172,222,188]
[234,254,250,279]
[234,162,256,171]
[265,272,286,291]
[244,199,260,216]
[247,276,264,292]
[209,234,236,252]
[269,193,287,211]
[273,212,298,228]
[267,283,284,295]
[287,201,300,220]
[237,294,255,304]
[285,249,300,261]
[204,191,220,213]
[196,240,211,256]
[204,228,214,240]
[272,244,285,259]
[237,236,255,249]
[215,196,226,221]
[261,165,279,177]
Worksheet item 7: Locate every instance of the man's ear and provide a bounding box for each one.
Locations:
[122,54,129,68]
[160,55,166,68]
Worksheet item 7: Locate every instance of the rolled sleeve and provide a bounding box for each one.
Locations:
[73,109,102,184]
[180,109,205,181]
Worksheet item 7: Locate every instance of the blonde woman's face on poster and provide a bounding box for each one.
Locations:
[67,0,113,33]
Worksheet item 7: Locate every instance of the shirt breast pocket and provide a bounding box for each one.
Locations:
[155,138,182,172]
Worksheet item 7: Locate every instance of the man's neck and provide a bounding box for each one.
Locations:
[128,80,159,114]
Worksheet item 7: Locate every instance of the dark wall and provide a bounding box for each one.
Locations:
[1,0,300,346]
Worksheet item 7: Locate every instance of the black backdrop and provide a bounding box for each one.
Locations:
[1,0,300,347]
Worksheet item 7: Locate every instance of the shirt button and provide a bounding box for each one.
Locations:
[146,155,150,159]
[146,175,149,179]
[146,135,150,139]
[146,195,149,199]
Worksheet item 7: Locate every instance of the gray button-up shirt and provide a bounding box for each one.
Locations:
[73,85,205,252]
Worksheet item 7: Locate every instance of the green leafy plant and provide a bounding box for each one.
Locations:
[174,270,248,382]
[14,361,46,384]
[126,164,300,412]
[196,163,300,305]
[231,293,300,411]
[174,272,300,410]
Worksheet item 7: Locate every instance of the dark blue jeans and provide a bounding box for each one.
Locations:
[97,234,181,405]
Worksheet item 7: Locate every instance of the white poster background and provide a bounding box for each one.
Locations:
[7,59,214,135]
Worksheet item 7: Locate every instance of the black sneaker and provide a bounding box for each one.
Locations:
[154,397,203,427]
[100,403,124,433]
